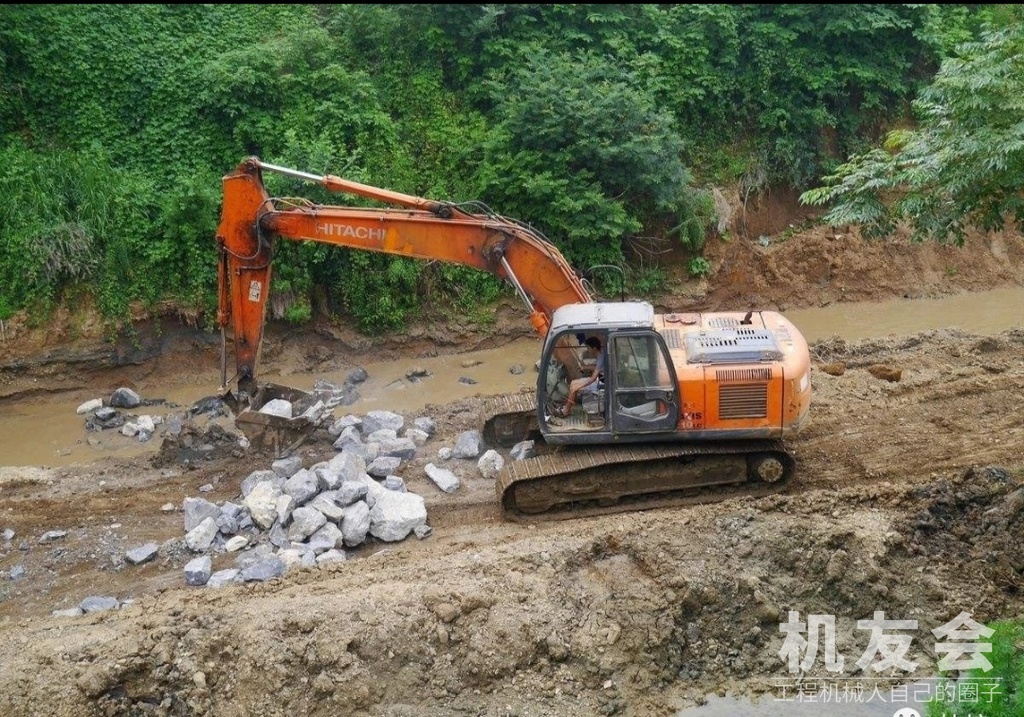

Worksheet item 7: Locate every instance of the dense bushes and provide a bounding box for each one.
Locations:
[0,4,1006,332]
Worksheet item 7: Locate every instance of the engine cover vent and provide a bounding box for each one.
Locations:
[719,383,768,419]
[686,329,782,364]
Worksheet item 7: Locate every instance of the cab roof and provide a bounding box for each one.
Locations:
[549,302,654,333]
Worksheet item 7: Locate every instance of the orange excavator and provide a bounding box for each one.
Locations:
[216,157,811,518]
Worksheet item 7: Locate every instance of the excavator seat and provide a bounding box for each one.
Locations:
[581,386,605,416]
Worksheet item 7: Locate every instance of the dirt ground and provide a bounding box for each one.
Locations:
[1,195,1023,717]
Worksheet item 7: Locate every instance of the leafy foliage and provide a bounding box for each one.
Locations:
[801,23,1024,245]
[0,4,1010,333]
[477,48,690,270]
[926,620,1024,717]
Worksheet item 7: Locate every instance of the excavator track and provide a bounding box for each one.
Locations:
[496,439,794,522]
[481,392,539,447]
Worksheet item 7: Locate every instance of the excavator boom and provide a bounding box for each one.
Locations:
[217,157,589,399]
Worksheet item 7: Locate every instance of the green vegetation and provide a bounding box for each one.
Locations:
[802,21,1024,245]
[927,620,1024,717]
[0,4,1012,333]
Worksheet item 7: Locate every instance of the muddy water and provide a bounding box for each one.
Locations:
[785,284,1024,342]
[2,286,1023,468]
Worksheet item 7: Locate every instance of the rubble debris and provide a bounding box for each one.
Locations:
[38,530,68,544]
[125,543,159,565]
[79,596,120,613]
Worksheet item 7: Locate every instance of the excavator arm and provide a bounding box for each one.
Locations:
[216,157,591,399]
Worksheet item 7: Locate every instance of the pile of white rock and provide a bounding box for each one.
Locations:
[179,410,437,587]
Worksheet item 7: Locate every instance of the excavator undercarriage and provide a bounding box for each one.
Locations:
[482,394,796,521]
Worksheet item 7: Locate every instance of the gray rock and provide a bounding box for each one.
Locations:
[357,473,387,508]
[509,363,525,375]
[184,556,213,586]
[125,543,159,565]
[327,451,366,483]
[243,481,283,529]
[477,449,505,479]
[316,549,347,564]
[425,463,461,494]
[367,456,401,478]
[414,525,433,540]
[92,406,119,423]
[366,428,398,443]
[207,569,240,588]
[2,528,15,542]
[345,367,368,385]
[277,548,316,571]
[437,447,453,461]
[413,417,436,437]
[185,517,219,553]
[379,437,417,460]
[368,491,427,542]
[76,398,103,415]
[308,523,345,554]
[258,399,292,418]
[312,465,342,491]
[404,428,430,446]
[345,442,380,462]
[341,501,371,547]
[241,469,280,497]
[328,414,362,436]
[224,535,249,552]
[39,530,68,544]
[215,512,239,535]
[240,557,286,582]
[274,494,295,526]
[332,425,363,451]
[109,387,142,408]
[335,480,369,508]
[383,475,406,493]
[510,440,536,460]
[268,522,291,550]
[52,607,85,618]
[309,492,345,522]
[220,501,243,518]
[283,468,319,506]
[80,596,120,613]
[288,506,327,542]
[272,456,303,479]
[9,564,26,580]
[453,430,485,459]
[362,410,404,435]
[183,497,221,532]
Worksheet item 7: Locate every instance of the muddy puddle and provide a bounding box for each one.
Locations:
[2,286,1023,468]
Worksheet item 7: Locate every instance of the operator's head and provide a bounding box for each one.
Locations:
[585,336,602,352]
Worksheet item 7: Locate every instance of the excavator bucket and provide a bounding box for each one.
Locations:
[231,383,329,458]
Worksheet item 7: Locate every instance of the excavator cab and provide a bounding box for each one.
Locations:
[537,302,680,444]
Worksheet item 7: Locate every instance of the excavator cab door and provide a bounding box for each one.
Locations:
[609,331,679,434]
